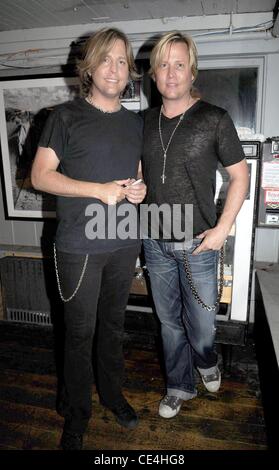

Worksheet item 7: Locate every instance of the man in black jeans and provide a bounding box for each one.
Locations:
[31,28,146,450]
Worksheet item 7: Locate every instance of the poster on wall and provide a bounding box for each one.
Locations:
[0,77,80,219]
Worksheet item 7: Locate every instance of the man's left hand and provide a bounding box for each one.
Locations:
[125,180,147,204]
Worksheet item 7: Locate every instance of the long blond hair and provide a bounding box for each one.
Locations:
[149,31,198,84]
[78,28,140,96]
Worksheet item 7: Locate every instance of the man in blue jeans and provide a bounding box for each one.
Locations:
[142,31,249,418]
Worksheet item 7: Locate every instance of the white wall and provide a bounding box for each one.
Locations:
[255,51,279,262]
[0,15,278,260]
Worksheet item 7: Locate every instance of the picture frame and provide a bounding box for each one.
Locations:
[0,76,80,219]
[0,76,141,219]
[120,79,141,110]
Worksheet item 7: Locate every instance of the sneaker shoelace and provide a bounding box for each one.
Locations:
[162,396,182,409]
[202,371,219,383]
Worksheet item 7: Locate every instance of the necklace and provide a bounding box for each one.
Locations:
[158,106,186,184]
[86,95,121,113]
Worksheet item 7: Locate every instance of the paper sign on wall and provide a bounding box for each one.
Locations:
[262,161,279,189]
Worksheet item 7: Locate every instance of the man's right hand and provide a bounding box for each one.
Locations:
[97,179,131,205]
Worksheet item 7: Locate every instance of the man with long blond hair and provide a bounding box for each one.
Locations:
[31,28,146,450]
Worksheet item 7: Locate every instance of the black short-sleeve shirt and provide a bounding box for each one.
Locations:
[142,100,245,239]
[39,97,143,254]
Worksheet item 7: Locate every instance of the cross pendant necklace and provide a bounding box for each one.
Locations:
[161,153,167,183]
[158,105,187,184]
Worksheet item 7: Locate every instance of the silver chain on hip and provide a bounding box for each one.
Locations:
[182,246,224,311]
[53,243,88,303]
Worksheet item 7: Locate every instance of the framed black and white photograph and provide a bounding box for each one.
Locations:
[0,76,80,219]
[120,79,141,111]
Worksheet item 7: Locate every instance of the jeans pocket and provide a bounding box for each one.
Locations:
[188,238,202,254]
[189,238,221,256]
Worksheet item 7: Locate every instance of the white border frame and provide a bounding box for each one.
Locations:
[230,159,258,321]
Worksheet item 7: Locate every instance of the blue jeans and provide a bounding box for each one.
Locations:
[143,238,219,399]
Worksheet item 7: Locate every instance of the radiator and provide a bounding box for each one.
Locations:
[6,308,51,325]
[0,256,59,325]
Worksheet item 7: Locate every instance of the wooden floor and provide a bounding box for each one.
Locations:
[0,320,267,451]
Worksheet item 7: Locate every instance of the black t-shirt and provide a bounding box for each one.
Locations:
[39,97,143,254]
[142,100,245,240]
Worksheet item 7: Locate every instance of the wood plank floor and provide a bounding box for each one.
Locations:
[0,320,267,452]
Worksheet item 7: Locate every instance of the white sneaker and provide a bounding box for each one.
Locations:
[200,367,221,393]
[159,395,183,418]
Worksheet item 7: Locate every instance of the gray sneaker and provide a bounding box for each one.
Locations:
[159,395,183,418]
[200,367,221,393]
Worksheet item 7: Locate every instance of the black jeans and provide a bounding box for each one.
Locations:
[56,245,139,434]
